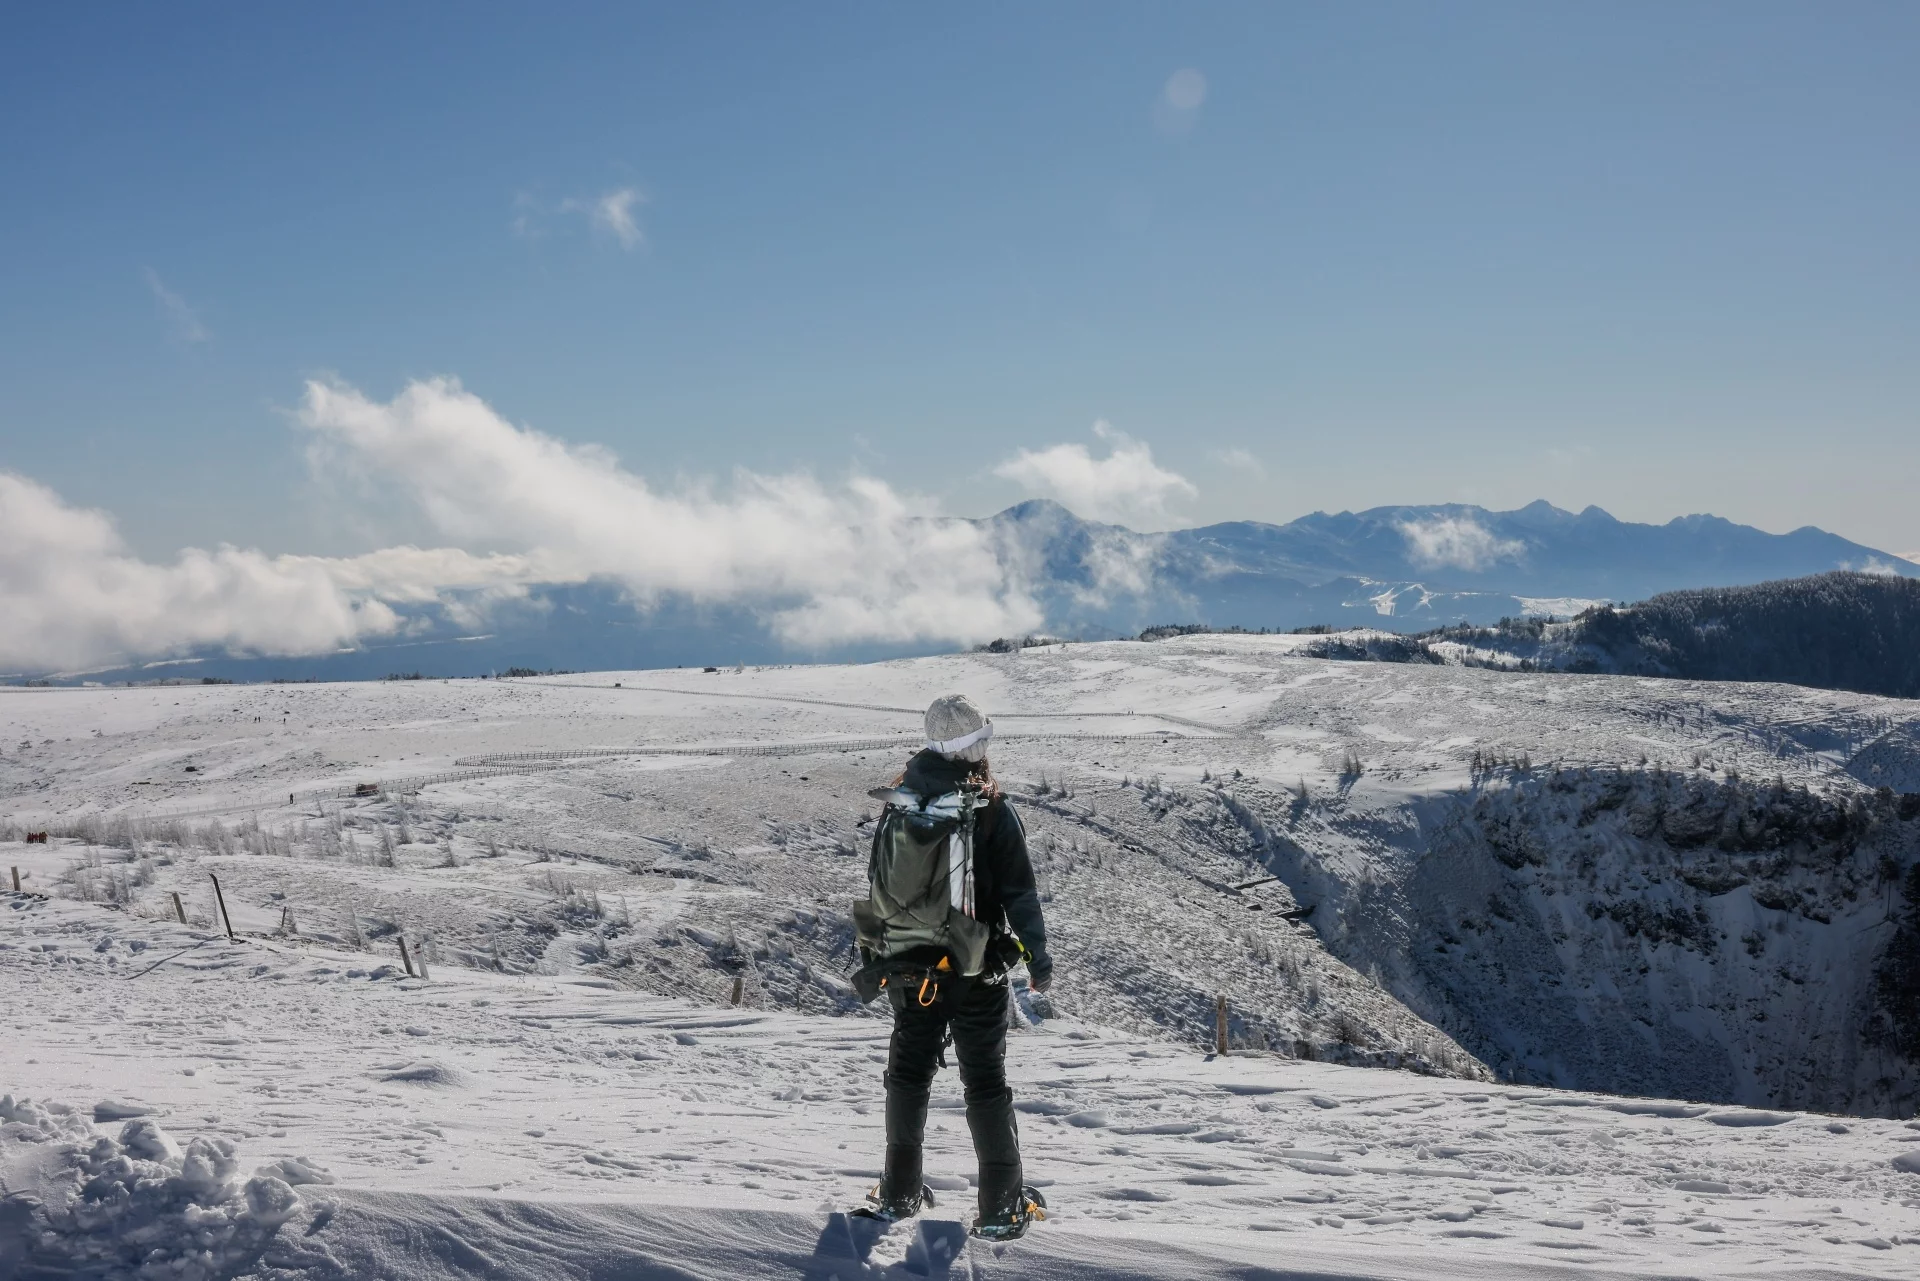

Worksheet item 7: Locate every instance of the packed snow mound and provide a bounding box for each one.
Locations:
[0,1095,309,1279]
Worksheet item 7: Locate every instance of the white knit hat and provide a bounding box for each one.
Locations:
[924,693,992,762]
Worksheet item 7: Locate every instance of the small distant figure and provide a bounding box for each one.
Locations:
[851,693,1053,1240]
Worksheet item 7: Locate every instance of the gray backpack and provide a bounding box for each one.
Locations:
[851,785,993,977]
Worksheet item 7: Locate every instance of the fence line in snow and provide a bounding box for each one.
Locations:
[15,729,1206,825]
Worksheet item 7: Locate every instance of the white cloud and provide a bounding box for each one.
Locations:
[993,422,1197,527]
[561,187,645,249]
[1902,551,1920,566]
[1,378,1053,671]
[1397,516,1526,572]
[1844,556,1904,577]
[0,471,402,672]
[297,377,1041,647]
[142,269,207,344]
[1154,68,1207,135]
[15,375,1292,670]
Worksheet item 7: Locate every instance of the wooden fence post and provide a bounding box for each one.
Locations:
[9,866,18,892]
[1215,995,1229,1056]
[412,938,430,981]
[170,891,187,924]
[209,874,235,939]
[398,935,416,977]
[730,975,744,1006]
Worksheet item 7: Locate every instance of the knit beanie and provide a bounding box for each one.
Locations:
[924,693,992,762]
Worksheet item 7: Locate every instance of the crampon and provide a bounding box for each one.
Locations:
[970,1185,1047,1241]
[852,1182,936,1223]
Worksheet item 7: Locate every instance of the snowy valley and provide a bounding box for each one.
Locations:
[5,636,1920,1278]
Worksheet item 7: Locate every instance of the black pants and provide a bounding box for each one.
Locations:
[883,974,1021,1216]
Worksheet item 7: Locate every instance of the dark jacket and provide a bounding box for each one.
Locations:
[898,749,1051,986]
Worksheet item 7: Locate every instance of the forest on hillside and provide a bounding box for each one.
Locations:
[1149,572,1920,698]
[1422,572,1920,697]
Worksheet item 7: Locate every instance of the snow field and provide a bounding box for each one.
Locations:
[6,638,1920,1275]
[6,892,1920,1277]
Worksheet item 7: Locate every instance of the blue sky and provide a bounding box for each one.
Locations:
[3,2,1917,561]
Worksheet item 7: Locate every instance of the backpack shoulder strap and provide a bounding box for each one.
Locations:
[869,785,923,809]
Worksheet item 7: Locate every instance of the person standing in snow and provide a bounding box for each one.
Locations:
[850,693,1053,1240]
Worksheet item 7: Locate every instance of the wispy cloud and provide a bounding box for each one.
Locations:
[513,185,646,249]
[1153,68,1207,136]
[994,422,1197,527]
[1844,555,1905,577]
[142,268,208,344]
[1398,516,1526,572]
[562,187,645,249]
[1206,446,1266,479]
[509,190,544,241]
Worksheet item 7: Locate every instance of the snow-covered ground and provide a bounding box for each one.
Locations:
[5,637,1920,1276]
[8,894,1920,1278]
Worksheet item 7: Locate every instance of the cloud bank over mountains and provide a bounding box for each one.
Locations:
[3,377,1914,677]
[1397,515,1528,572]
[2,378,1064,672]
[992,421,1196,527]
[301,377,1049,650]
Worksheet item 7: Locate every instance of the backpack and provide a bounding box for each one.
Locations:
[851,784,994,978]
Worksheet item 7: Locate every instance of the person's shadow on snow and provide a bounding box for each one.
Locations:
[806,1212,969,1279]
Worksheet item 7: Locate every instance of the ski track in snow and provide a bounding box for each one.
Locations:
[5,636,1920,1277]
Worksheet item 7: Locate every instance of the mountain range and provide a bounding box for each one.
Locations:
[46,500,1919,683]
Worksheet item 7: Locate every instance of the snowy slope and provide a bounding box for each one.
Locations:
[5,642,1920,1275]
[6,895,1920,1279]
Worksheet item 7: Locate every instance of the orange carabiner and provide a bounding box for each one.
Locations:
[917,975,937,1007]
